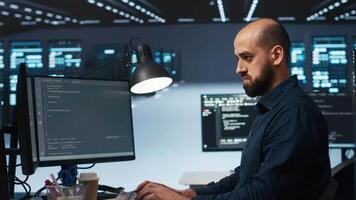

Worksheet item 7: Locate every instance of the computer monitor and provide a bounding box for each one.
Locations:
[311,36,348,93]
[290,42,306,87]
[131,49,181,81]
[89,43,129,80]
[27,76,135,167]
[154,50,181,81]
[0,41,4,93]
[48,40,82,77]
[353,37,356,90]
[308,92,355,148]
[0,41,4,125]
[201,94,258,151]
[9,41,44,106]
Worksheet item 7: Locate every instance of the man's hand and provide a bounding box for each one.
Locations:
[135,181,194,200]
[176,189,197,198]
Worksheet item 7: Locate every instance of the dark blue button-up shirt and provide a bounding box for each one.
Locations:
[193,76,331,200]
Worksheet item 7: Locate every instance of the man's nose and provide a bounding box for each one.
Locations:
[236,62,247,75]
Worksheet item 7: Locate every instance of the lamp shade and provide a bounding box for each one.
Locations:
[130,43,173,94]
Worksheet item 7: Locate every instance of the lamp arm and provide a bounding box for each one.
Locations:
[77,56,125,78]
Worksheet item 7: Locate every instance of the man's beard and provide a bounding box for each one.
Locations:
[242,63,274,97]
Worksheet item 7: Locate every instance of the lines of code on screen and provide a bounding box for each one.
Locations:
[34,77,134,162]
[309,92,355,148]
[201,94,257,151]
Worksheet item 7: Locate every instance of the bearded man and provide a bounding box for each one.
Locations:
[136,18,331,200]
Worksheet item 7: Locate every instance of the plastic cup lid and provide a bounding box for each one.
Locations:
[78,172,100,181]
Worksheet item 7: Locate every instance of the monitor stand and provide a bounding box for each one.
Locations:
[59,164,78,186]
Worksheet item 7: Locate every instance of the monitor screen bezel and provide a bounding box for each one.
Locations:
[28,76,136,167]
[17,64,38,175]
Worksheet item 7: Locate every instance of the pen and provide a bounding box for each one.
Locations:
[50,173,65,197]
[45,179,60,199]
[50,174,59,186]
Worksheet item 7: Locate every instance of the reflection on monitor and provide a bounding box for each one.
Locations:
[201,94,257,151]
[312,36,348,93]
[30,77,135,166]
[309,92,355,148]
[290,42,306,87]
[48,40,82,77]
[9,41,44,106]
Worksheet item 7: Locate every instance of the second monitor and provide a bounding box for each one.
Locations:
[201,94,258,151]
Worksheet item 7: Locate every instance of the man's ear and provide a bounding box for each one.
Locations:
[270,45,284,66]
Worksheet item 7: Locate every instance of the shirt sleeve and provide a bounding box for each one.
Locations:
[192,106,324,200]
[193,167,240,196]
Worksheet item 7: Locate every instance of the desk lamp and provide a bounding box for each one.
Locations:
[83,37,173,94]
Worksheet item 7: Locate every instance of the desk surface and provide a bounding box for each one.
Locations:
[179,171,232,186]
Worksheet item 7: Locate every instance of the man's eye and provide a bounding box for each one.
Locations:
[245,56,253,62]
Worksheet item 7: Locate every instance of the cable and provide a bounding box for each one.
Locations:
[15,175,29,183]
[77,163,96,169]
[34,185,46,197]
[14,176,31,199]
[6,163,22,168]
[34,175,61,197]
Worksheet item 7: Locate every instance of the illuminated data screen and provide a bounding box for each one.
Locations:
[0,42,4,125]
[353,37,356,89]
[290,42,306,87]
[312,36,348,93]
[9,41,43,106]
[154,50,181,81]
[131,52,138,75]
[201,94,258,151]
[309,92,355,148]
[92,44,124,66]
[91,44,128,80]
[48,40,82,77]
[0,42,4,95]
[131,49,181,81]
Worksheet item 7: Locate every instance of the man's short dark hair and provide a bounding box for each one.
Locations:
[257,22,291,63]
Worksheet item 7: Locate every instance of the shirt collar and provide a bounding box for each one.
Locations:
[256,75,298,113]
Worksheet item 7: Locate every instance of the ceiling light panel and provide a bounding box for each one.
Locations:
[216,0,227,22]
[277,16,296,21]
[119,0,166,23]
[86,0,144,24]
[113,19,130,23]
[1,10,9,16]
[307,0,350,21]
[9,4,19,10]
[244,0,259,22]
[24,7,32,13]
[0,1,77,26]
[334,9,356,21]
[177,18,195,23]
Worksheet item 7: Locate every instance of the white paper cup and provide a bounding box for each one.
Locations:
[78,172,99,200]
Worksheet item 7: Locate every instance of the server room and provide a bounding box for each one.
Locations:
[0,0,356,200]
